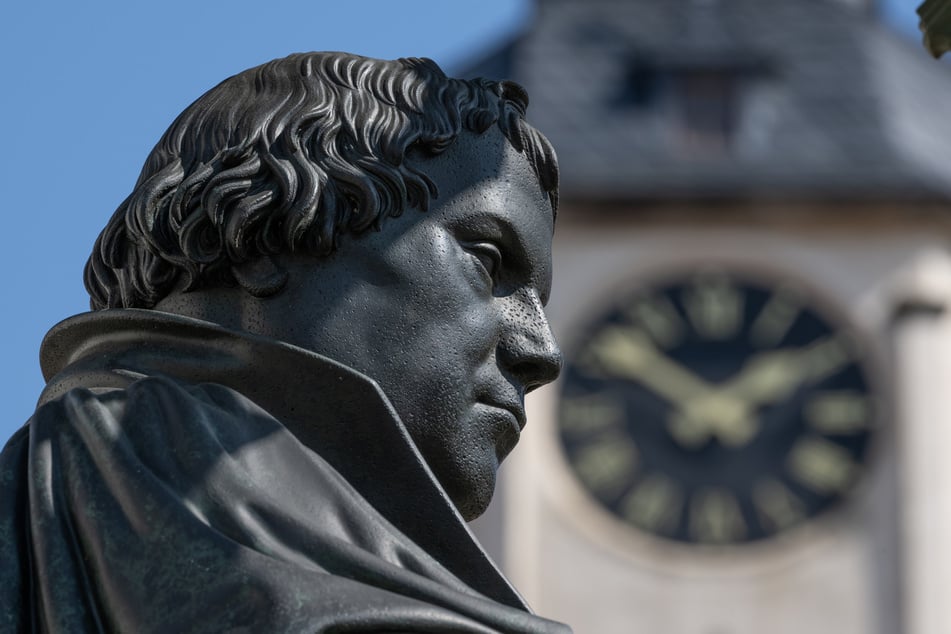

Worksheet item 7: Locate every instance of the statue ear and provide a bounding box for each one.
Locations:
[231,255,289,298]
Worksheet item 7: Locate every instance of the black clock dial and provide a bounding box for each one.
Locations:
[558,270,878,545]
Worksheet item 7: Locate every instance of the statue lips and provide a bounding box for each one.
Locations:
[482,400,526,462]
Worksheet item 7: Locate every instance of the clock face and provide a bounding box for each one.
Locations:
[557,269,879,546]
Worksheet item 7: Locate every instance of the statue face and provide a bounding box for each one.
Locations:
[268,127,562,519]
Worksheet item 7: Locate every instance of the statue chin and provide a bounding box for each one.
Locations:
[453,472,498,523]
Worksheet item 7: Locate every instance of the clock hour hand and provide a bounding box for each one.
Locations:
[584,326,714,404]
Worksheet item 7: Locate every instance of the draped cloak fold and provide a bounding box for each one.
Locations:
[0,310,570,633]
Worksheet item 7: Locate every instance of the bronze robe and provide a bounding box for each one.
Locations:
[0,310,570,633]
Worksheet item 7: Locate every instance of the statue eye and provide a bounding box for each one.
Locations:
[466,242,503,282]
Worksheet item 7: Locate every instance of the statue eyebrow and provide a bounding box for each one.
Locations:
[455,211,552,305]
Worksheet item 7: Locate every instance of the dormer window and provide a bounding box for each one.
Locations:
[615,54,771,157]
[674,68,740,153]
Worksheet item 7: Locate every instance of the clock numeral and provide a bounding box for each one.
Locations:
[688,488,747,544]
[626,295,684,349]
[682,275,744,341]
[571,435,639,498]
[753,479,806,533]
[749,288,801,348]
[621,474,683,535]
[560,393,625,436]
[801,335,853,383]
[788,437,857,494]
[805,391,871,434]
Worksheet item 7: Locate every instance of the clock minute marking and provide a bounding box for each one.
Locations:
[571,432,639,498]
[682,274,744,341]
[561,392,625,436]
[787,436,858,494]
[688,488,748,544]
[620,474,684,535]
[804,391,872,434]
[749,287,801,348]
[752,478,807,533]
[627,294,685,349]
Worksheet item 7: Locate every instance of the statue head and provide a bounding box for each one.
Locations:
[84,51,562,520]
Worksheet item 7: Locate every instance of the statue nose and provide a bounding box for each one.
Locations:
[499,313,563,393]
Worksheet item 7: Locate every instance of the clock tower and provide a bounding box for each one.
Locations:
[459,1,951,633]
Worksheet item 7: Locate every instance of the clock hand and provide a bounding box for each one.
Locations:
[672,336,851,449]
[586,327,846,448]
[586,326,714,404]
[690,349,812,447]
[721,349,803,406]
[587,326,753,448]
[722,335,851,409]
[672,390,759,448]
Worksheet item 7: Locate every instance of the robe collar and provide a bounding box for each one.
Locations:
[38,308,528,610]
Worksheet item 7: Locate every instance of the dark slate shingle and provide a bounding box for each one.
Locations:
[453,0,951,202]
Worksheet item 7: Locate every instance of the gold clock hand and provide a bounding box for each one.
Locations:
[673,390,758,448]
[586,326,714,404]
[721,349,804,406]
[723,335,852,408]
[671,335,852,449]
[586,326,753,447]
[669,398,755,448]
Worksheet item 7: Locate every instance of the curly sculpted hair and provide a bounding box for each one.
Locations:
[84,51,559,310]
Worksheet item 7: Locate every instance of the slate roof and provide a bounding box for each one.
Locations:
[454,0,951,203]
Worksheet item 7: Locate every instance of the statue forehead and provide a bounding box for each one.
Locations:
[408,126,554,221]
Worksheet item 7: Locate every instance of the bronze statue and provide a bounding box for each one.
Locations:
[0,52,569,632]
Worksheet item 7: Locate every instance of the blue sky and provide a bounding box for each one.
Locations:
[0,0,927,442]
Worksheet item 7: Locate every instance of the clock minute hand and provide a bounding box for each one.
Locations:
[721,349,804,407]
[723,335,851,408]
